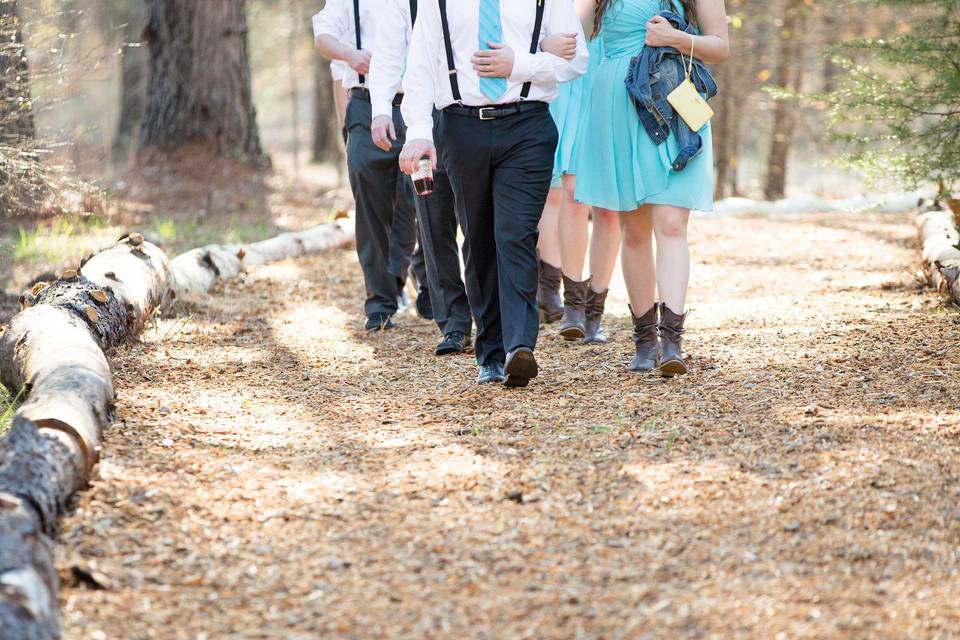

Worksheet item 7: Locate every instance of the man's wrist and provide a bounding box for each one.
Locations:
[405,126,434,143]
[509,50,533,83]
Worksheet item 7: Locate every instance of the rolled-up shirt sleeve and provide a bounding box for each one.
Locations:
[509,0,588,85]
[313,0,349,40]
[369,0,409,119]
[401,0,442,142]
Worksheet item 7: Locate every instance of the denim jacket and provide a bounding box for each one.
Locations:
[625,10,718,172]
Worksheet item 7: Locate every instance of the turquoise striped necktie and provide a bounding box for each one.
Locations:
[478,0,507,101]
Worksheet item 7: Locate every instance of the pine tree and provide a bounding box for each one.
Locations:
[825,0,960,194]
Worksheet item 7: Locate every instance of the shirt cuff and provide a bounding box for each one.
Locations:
[405,122,435,143]
[509,51,535,83]
[371,99,393,121]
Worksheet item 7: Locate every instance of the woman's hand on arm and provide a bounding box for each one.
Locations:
[541,33,579,60]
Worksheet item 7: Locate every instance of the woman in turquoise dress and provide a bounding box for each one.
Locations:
[573,0,729,376]
[538,34,622,345]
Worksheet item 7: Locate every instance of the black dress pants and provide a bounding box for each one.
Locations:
[345,95,418,317]
[388,197,428,290]
[414,166,472,336]
[437,104,557,365]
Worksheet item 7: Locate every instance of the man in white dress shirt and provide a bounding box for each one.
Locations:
[400,0,588,387]
[313,0,425,331]
[367,0,474,357]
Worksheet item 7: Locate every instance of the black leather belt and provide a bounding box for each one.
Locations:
[348,87,403,106]
[443,100,547,121]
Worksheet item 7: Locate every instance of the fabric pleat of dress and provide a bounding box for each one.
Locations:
[548,36,604,188]
[573,0,715,212]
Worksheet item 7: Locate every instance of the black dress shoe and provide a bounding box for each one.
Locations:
[415,286,434,320]
[476,362,505,385]
[435,331,469,356]
[364,314,395,332]
[504,347,538,388]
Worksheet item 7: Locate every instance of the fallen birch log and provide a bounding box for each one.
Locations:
[915,205,960,305]
[0,220,352,639]
[170,219,354,300]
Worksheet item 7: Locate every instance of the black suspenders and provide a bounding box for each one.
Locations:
[438,0,462,102]
[353,0,416,87]
[439,0,547,104]
[353,0,364,85]
[521,0,547,99]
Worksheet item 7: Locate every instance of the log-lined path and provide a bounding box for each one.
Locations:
[58,211,960,638]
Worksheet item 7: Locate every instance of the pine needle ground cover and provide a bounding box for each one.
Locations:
[54,210,960,638]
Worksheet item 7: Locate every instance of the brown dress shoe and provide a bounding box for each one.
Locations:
[628,304,658,372]
[537,260,564,323]
[582,287,609,345]
[658,302,688,377]
[559,275,589,340]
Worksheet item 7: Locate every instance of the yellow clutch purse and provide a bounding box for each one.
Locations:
[667,38,713,132]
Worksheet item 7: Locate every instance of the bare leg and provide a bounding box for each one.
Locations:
[588,207,621,292]
[537,186,563,268]
[651,205,690,313]
[333,79,347,131]
[557,174,591,281]
[619,206,656,313]
[580,206,621,345]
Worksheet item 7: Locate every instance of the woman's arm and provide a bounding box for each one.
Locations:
[645,0,730,64]
[574,0,596,39]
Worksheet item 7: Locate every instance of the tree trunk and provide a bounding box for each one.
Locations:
[712,60,736,201]
[311,34,343,165]
[0,0,33,146]
[763,0,805,201]
[140,0,266,164]
[112,0,148,165]
[821,8,839,93]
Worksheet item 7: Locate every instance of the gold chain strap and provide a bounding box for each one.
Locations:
[678,35,695,80]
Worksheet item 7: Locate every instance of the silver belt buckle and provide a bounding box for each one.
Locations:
[478,107,495,121]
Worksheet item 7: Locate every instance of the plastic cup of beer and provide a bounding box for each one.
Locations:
[412,158,434,196]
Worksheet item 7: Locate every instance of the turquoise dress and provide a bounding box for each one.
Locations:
[573,0,715,212]
[549,36,603,187]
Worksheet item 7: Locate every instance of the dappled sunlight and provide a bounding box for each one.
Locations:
[386,444,508,491]
[281,471,372,505]
[270,302,376,371]
[55,212,960,638]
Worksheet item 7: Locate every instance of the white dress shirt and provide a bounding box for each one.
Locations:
[401,0,589,142]
[312,0,380,90]
[330,60,348,82]
[368,0,415,119]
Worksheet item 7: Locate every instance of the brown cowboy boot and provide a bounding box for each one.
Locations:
[582,287,609,345]
[658,302,688,377]
[537,260,564,324]
[559,275,589,340]
[629,304,658,372]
